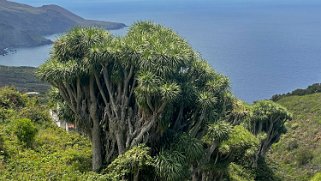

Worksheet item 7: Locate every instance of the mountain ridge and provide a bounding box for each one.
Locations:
[0,0,126,55]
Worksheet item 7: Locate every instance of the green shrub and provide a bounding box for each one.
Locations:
[0,87,26,109]
[286,139,299,151]
[296,149,314,166]
[19,106,50,123]
[228,163,254,181]
[0,108,15,122]
[13,118,38,147]
[104,145,154,180]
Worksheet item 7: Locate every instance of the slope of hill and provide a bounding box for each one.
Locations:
[0,65,49,93]
[0,0,126,55]
[271,83,321,101]
[267,93,321,180]
[0,87,100,180]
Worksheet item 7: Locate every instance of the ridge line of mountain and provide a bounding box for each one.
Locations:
[0,0,126,55]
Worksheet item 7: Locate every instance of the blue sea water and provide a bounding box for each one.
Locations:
[1,0,321,102]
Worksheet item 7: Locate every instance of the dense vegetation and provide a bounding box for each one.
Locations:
[271,83,321,101]
[0,65,49,93]
[268,92,321,180]
[0,87,103,180]
[36,22,292,180]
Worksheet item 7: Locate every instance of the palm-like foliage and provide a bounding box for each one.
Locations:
[246,100,292,158]
[203,122,232,144]
[38,21,291,180]
[155,150,186,181]
[219,125,259,159]
[124,21,195,76]
[155,134,203,181]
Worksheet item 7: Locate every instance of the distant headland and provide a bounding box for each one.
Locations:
[0,0,126,55]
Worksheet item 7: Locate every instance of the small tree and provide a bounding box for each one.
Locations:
[246,100,292,165]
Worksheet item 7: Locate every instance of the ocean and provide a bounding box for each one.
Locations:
[1,0,321,102]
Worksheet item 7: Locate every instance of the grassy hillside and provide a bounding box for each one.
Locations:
[0,124,99,180]
[0,65,49,93]
[0,87,101,180]
[267,93,321,181]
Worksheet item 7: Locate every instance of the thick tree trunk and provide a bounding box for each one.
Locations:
[116,132,125,154]
[89,76,103,171]
[92,118,103,171]
[192,171,199,181]
[133,170,139,181]
[202,172,207,181]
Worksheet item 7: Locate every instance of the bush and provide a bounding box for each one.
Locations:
[286,139,299,151]
[228,163,254,181]
[104,145,154,180]
[13,118,38,147]
[0,108,15,122]
[0,87,26,109]
[19,106,50,123]
[296,149,314,166]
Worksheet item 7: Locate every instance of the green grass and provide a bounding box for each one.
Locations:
[267,93,321,181]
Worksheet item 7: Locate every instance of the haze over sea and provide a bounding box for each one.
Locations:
[1,0,321,102]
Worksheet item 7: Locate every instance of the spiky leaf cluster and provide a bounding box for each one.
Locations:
[104,145,154,180]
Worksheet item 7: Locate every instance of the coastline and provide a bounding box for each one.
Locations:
[0,25,126,57]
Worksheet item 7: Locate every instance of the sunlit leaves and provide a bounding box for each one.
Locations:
[160,83,181,101]
[205,75,229,93]
[203,122,232,144]
[245,100,292,158]
[198,91,217,108]
[104,145,154,180]
[251,100,292,124]
[136,71,160,95]
[125,21,196,76]
[246,100,292,136]
[223,95,250,125]
[53,27,110,63]
[37,59,84,83]
[219,125,259,157]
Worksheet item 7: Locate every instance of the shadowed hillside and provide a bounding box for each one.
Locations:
[0,65,49,93]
